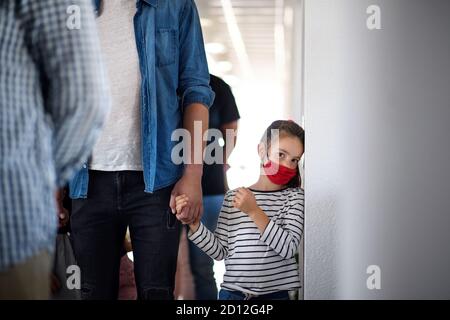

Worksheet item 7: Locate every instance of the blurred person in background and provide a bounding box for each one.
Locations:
[188,74,240,299]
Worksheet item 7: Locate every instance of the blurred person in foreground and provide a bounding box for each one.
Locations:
[0,0,109,299]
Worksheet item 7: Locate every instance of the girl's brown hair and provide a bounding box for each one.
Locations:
[260,120,305,188]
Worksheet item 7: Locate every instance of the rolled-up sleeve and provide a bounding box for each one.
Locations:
[178,0,215,110]
[29,0,110,186]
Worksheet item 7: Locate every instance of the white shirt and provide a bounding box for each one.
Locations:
[90,0,142,171]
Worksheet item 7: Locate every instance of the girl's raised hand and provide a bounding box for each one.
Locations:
[233,188,259,215]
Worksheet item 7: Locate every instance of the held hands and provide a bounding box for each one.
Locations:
[169,172,203,226]
[174,188,260,232]
[174,194,200,232]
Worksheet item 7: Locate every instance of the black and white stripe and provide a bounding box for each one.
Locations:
[188,187,304,296]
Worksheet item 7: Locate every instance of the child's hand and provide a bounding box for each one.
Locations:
[233,188,259,215]
[175,194,201,231]
[175,194,189,215]
[175,194,194,226]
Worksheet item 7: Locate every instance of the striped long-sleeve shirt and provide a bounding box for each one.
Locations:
[188,187,304,296]
[0,0,110,271]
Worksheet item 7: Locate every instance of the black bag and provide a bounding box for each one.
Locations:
[51,234,81,300]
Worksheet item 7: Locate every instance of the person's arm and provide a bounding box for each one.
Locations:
[217,77,240,171]
[220,120,238,191]
[187,194,231,261]
[233,188,304,259]
[169,0,215,224]
[28,0,110,186]
[174,103,209,224]
[176,0,214,111]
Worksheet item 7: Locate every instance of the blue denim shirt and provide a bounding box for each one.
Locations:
[69,0,215,198]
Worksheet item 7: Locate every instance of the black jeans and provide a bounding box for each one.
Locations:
[71,170,180,300]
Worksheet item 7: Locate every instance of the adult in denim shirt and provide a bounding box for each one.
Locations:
[68,0,214,300]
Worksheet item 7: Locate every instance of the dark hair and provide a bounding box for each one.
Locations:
[260,120,305,188]
[97,0,104,17]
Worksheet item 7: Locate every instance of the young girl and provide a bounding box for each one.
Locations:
[175,120,304,300]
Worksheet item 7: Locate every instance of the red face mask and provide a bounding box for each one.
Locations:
[263,160,298,185]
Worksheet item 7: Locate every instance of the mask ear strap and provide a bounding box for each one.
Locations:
[261,147,269,166]
[263,152,270,166]
[261,156,268,167]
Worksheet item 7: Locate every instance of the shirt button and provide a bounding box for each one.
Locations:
[83,164,87,169]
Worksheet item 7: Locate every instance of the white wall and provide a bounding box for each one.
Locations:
[304,0,450,299]
[288,0,306,300]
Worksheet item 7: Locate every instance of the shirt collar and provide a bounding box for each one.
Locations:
[141,0,158,7]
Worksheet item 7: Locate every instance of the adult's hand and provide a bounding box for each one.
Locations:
[169,171,203,225]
